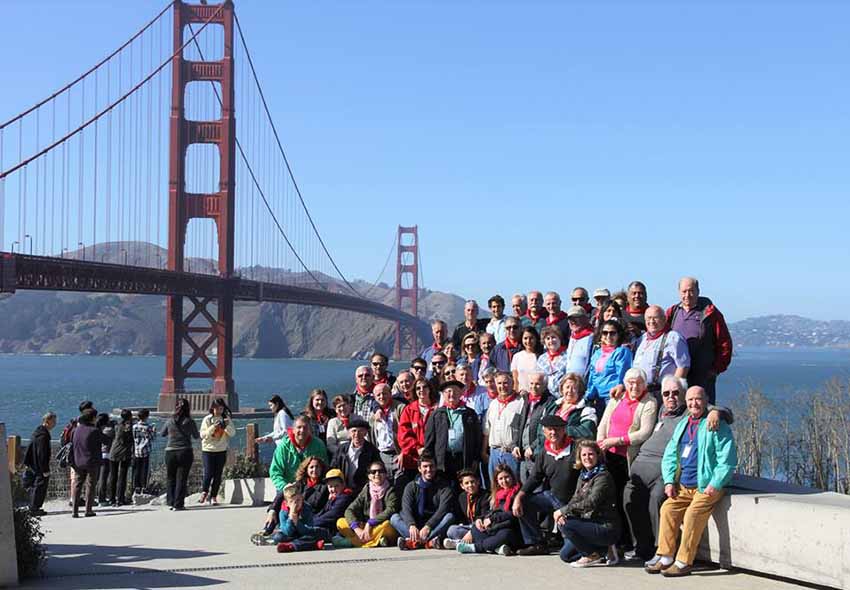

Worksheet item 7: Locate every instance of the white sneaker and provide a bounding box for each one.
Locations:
[606,545,620,566]
[570,553,604,568]
[496,544,514,557]
[443,538,459,550]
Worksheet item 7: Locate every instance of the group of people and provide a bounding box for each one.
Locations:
[250,277,739,576]
[24,397,238,517]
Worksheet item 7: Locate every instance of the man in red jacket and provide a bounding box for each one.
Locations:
[666,277,732,404]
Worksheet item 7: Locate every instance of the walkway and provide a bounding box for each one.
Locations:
[21,500,808,590]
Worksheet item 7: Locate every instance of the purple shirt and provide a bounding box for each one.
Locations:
[671,308,701,341]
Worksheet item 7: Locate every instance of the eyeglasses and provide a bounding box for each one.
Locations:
[662,390,680,398]
[368,469,386,475]
[506,325,519,331]
[464,343,476,348]
[356,374,370,379]
[601,330,617,336]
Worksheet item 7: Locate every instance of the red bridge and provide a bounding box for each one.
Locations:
[0,1,428,412]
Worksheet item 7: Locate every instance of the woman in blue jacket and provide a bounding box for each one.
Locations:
[585,320,633,416]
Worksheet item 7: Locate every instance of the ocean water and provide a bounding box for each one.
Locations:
[1,347,849,438]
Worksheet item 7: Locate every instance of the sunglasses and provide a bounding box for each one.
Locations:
[432,360,446,366]
[506,325,519,330]
[662,390,680,398]
[601,330,618,336]
[368,469,386,475]
[371,362,387,367]
[412,365,427,371]
[572,298,587,303]
[356,374,371,379]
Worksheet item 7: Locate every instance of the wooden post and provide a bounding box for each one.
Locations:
[6,436,20,474]
[245,423,258,461]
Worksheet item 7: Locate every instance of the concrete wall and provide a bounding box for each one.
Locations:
[0,424,19,587]
[699,474,850,590]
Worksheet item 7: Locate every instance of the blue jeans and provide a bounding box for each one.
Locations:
[390,512,455,541]
[519,490,562,545]
[488,447,519,484]
[446,524,472,540]
[558,518,619,560]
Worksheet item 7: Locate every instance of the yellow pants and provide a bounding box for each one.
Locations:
[336,518,397,548]
[657,485,724,565]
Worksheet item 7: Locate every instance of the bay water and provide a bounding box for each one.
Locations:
[1,347,849,439]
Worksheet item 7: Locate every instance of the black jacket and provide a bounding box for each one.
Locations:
[517,391,559,458]
[456,489,490,525]
[399,477,454,530]
[332,440,382,493]
[110,422,134,462]
[424,407,482,476]
[24,425,52,474]
[563,468,620,528]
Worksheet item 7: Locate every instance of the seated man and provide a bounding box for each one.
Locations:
[512,415,578,556]
[424,380,482,482]
[443,468,490,549]
[646,386,737,577]
[391,452,455,550]
[624,376,732,560]
[273,483,331,553]
[332,417,382,493]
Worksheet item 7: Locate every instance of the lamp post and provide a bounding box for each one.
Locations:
[10,241,19,253]
[62,247,69,258]
[24,234,33,255]
[78,242,85,261]
[120,248,128,265]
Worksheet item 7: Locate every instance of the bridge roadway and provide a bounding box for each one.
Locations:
[20,500,806,590]
[0,252,429,334]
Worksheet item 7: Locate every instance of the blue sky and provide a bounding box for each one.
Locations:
[2,1,849,322]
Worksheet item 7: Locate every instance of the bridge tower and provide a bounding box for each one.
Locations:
[393,226,420,360]
[159,1,239,412]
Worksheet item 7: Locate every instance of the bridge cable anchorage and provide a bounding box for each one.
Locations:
[185,24,327,291]
[0,4,224,181]
[0,1,172,132]
[362,232,398,300]
[232,13,363,298]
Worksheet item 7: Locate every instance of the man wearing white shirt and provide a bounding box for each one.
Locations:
[627,305,690,397]
[564,306,594,376]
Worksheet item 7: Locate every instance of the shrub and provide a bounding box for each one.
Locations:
[223,454,267,479]
[14,508,46,578]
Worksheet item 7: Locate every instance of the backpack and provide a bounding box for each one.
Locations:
[57,442,74,469]
[60,419,78,445]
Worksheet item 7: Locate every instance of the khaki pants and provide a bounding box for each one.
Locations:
[336,518,398,548]
[657,485,724,565]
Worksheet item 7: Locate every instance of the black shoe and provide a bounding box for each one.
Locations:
[30,509,47,517]
[516,544,549,556]
[84,511,97,517]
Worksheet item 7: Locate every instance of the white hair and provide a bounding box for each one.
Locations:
[624,367,648,383]
[660,375,688,394]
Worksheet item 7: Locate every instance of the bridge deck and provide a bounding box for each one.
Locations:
[21,501,807,590]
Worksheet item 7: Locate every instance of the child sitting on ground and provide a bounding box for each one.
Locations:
[274,483,332,553]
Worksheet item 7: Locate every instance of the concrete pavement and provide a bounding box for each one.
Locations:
[18,500,810,590]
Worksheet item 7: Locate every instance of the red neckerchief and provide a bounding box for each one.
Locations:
[432,342,443,351]
[645,327,669,341]
[544,437,570,456]
[495,483,520,511]
[340,416,350,428]
[466,493,479,520]
[374,375,388,385]
[377,400,393,419]
[526,310,541,322]
[601,344,616,354]
[504,337,519,364]
[495,393,517,418]
[547,345,567,361]
[687,414,703,440]
[306,477,319,488]
[355,384,372,397]
[546,311,567,325]
[486,388,498,400]
[529,388,545,402]
[581,302,593,314]
[627,304,648,317]
[570,327,593,340]
[287,428,312,452]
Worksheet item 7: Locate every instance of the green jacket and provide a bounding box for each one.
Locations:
[344,484,399,527]
[269,434,328,491]
[661,414,737,493]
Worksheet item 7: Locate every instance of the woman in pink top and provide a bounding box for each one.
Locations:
[596,367,657,551]
[510,326,541,393]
